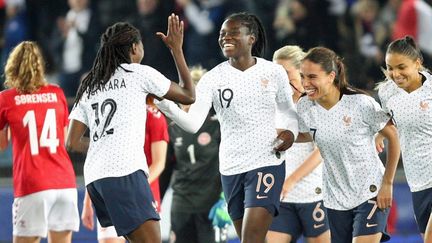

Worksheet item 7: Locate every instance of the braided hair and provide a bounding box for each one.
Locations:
[74,22,141,104]
[225,12,267,58]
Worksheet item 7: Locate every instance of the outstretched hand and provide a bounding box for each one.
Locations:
[156,13,184,51]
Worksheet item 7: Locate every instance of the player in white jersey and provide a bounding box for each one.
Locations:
[377,36,432,242]
[155,12,298,243]
[66,16,196,243]
[296,47,400,243]
[266,46,330,243]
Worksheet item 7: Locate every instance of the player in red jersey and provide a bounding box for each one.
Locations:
[0,41,79,243]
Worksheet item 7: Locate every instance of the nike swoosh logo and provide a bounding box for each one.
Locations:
[366,223,378,228]
[256,195,268,199]
[313,223,324,229]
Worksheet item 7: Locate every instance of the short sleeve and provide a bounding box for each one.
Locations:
[361,95,391,133]
[57,88,70,126]
[296,97,311,133]
[377,80,398,114]
[138,65,171,98]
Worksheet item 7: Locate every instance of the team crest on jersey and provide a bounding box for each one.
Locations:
[261,79,269,88]
[342,115,352,126]
[420,101,429,111]
[198,132,211,145]
[175,137,183,146]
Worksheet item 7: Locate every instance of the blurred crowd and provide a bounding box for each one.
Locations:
[0,0,431,98]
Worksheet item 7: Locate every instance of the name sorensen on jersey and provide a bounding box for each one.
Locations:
[14,93,58,105]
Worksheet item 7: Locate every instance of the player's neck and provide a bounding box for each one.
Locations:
[317,87,341,110]
[229,56,256,71]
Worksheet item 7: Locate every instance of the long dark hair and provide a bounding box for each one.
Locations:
[303,47,365,95]
[74,22,142,104]
[226,12,267,57]
[386,35,428,71]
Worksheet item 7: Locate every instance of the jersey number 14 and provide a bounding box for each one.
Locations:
[23,109,59,155]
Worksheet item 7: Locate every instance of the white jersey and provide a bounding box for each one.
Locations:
[297,94,390,210]
[156,58,298,175]
[282,142,323,203]
[378,71,432,192]
[69,63,171,185]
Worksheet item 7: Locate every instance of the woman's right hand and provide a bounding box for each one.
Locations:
[156,13,184,52]
[375,133,385,153]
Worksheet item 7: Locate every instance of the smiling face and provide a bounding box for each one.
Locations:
[385,52,421,92]
[300,60,336,102]
[218,18,255,59]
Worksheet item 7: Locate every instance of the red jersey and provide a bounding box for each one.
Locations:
[145,106,169,212]
[0,84,76,197]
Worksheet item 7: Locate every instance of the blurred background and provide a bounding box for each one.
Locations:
[1,0,432,242]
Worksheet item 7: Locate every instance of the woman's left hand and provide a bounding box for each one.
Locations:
[273,130,295,152]
[377,183,393,209]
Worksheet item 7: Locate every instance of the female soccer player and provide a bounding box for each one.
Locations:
[0,41,79,243]
[296,47,400,243]
[155,12,299,243]
[266,45,330,243]
[377,36,432,242]
[66,14,195,243]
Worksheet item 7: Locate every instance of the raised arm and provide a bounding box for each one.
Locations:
[157,14,195,105]
[156,98,210,134]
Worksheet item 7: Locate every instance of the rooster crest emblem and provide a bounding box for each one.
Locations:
[420,101,429,111]
[342,115,352,126]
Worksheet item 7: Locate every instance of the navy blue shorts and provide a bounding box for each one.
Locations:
[269,200,329,241]
[327,198,390,242]
[221,162,285,221]
[86,170,160,236]
[412,187,432,233]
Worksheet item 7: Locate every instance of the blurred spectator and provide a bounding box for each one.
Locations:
[0,0,28,72]
[351,0,383,89]
[247,0,279,59]
[26,0,68,79]
[130,0,178,81]
[52,0,100,98]
[392,0,432,66]
[96,0,136,30]
[273,0,340,52]
[175,0,227,69]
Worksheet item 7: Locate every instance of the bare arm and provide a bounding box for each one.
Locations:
[376,121,400,209]
[0,126,9,152]
[157,14,195,105]
[81,190,94,230]
[281,147,322,198]
[66,119,89,153]
[147,140,168,184]
[296,132,313,143]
